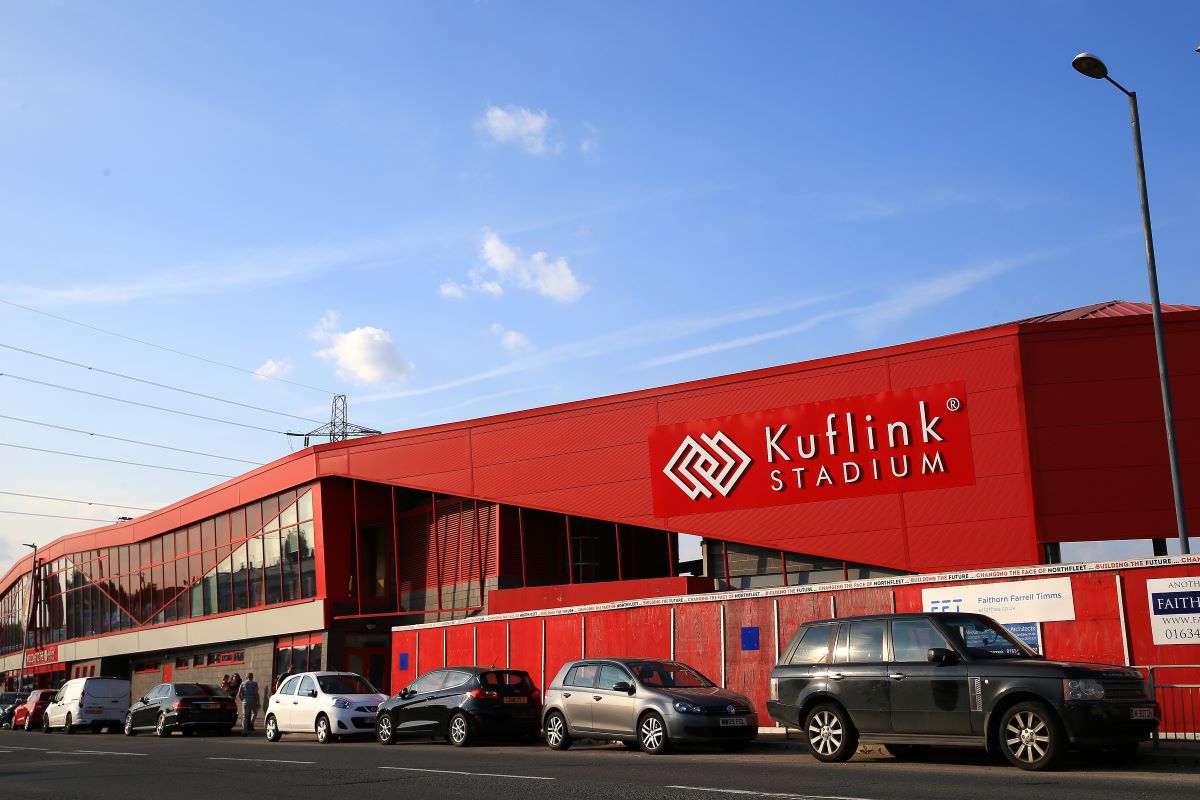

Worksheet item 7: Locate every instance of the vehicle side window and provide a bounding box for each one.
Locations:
[408,671,446,695]
[891,619,951,662]
[833,623,851,663]
[441,671,472,689]
[598,664,632,690]
[847,621,887,663]
[278,676,301,696]
[788,625,835,665]
[564,664,599,688]
[298,675,317,696]
[151,685,170,700]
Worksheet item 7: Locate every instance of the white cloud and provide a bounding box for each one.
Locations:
[490,322,533,353]
[311,310,414,385]
[441,230,588,303]
[478,105,553,155]
[254,358,292,380]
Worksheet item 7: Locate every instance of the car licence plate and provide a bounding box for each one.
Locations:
[719,717,748,727]
[200,703,219,709]
[1130,707,1155,720]
[86,706,102,714]
[503,697,528,704]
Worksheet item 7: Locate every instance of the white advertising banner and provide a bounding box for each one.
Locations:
[1146,576,1200,645]
[921,577,1076,624]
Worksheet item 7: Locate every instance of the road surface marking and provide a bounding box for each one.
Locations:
[379,767,554,781]
[667,788,876,800]
[69,750,147,756]
[208,757,316,765]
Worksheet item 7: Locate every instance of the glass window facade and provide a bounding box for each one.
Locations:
[0,487,316,656]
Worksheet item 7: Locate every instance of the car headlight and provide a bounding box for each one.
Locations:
[1063,679,1105,702]
[332,697,352,710]
[672,700,703,714]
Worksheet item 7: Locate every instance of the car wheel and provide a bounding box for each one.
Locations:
[124,714,137,737]
[155,713,170,737]
[376,713,397,745]
[884,744,931,761]
[805,703,858,763]
[64,713,74,735]
[998,702,1063,771]
[42,715,51,734]
[265,715,281,742]
[315,714,335,744]
[448,713,472,747]
[638,711,669,755]
[543,711,572,750]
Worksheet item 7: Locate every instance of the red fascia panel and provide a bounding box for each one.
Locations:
[488,576,715,615]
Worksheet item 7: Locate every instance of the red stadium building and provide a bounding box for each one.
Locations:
[2,301,1198,700]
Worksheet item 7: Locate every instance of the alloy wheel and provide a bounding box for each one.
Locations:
[1005,710,1049,765]
[156,714,168,737]
[639,712,666,754]
[544,712,570,750]
[265,716,280,742]
[808,709,843,757]
[376,714,394,745]
[449,713,470,746]
[124,714,135,736]
[316,715,332,744]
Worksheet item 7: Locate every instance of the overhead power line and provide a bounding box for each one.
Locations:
[0,297,336,395]
[0,509,124,524]
[0,490,155,511]
[0,372,288,435]
[0,414,264,466]
[0,342,325,425]
[0,441,234,478]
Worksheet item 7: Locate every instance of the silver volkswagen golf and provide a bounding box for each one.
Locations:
[541,658,757,754]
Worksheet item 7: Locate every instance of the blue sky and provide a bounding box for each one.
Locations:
[1,1,1198,566]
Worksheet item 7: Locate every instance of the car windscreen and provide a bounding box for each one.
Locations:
[479,671,533,694]
[936,615,1036,659]
[628,661,714,688]
[317,674,377,695]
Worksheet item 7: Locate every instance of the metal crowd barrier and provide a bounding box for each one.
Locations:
[1146,665,1200,746]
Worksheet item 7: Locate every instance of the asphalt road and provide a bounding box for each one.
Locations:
[0,727,1195,800]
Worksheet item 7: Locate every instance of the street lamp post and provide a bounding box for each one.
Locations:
[17,543,38,693]
[1072,53,1190,556]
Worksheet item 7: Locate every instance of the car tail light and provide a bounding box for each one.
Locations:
[172,700,191,709]
[769,678,779,701]
[530,688,541,701]
[469,689,499,700]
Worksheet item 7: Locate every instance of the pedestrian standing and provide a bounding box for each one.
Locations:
[220,674,231,696]
[228,672,242,699]
[238,672,260,735]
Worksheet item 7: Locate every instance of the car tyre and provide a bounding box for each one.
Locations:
[376,713,397,746]
[884,744,931,761]
[64,713,74,735]
[998,702,1063,771]
[155,713,170,737]
[41,715,51,734]
[315,714,335,744]
[448,712,472,747]
[805,703,857,763]
[543,711,572,750]
[124,714,137,737]
[638,710,669,755]
[265,715,281,742]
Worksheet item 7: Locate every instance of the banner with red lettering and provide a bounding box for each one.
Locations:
[648,382,975,517]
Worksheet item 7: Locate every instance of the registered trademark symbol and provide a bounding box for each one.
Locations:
[946,397,961,412]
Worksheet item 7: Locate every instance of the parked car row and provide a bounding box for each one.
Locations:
[9,613,1162,771]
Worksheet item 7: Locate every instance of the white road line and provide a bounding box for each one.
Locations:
[379,766,554,781]
[0,746,51,751]
[69,750,147,756]
[667,787,876,800]
[208,757,316,765]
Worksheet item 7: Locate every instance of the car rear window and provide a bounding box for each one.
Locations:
[173,684,227,697]
[564,664,599,688]
[83,680,130,698]
[788,625,835,665]
[479,671,532,694]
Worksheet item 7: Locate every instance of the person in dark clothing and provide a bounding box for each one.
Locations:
[228,672,242,699]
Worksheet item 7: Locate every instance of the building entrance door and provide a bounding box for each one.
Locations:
[345,647,389,695]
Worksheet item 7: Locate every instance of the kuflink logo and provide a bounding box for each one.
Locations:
[663,431,752,500]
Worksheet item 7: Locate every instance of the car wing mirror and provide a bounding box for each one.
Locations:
[307,689,318,698]
[927,647,956,665]
[611,681,633,694]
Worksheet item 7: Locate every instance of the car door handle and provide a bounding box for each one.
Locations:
[889,673,907,681]
[593,695,602,701]
[563,692,572,698]
[826,673,845,681]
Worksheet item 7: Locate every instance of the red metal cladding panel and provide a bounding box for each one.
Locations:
[671,492,906,539]
[342,433,472,481]
[508,618,546,690]
[893,584,924,613]
[906,518,1037,570]
[1041,573,1124,666]
[657,364,891,425]
[888,340,1018,393]
[673,604,723,687]
[417,628,446,676]
[1032,418,1200,472]
[1022,325,1200,384]
[544,616,583,689]
[1037,464,1180,516]
[833,587,894,617]
[903,473,1030,528]
[446,626,474,666]
[723,599,779,721]
[470,402,659,466]
[582,607,672,660]
[961,387,1023,436]
[476,622,509,669]
[777,594,838,654]
[773,526,910,571]
[970,430,1027,479]
[1027,375,1200,428]
[1039,508,1191,543]
[474,443,649,498]
[503,479,656,522]
[392,629,419,691]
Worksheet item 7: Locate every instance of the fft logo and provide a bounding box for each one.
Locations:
[663,431,752,500]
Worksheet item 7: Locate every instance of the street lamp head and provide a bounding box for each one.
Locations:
[1072,52,1109,80]
[22,543,36,550]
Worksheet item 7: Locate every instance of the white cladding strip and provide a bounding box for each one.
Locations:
[392,554,1200,633]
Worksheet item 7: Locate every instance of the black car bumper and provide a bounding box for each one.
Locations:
[668,712,759,743]
[1061,702,1159,746]
[765,700,800,729]
[466,704,541,736]
[169,710,238,729]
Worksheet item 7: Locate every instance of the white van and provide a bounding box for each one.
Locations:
[43,677,131,734]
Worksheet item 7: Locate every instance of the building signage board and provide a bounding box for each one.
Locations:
[1145,576,1200,645]
[922,577,1075,626]
[26,645,59,667]
[648,382,974,517]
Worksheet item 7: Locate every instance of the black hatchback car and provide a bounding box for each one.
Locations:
[123,683,238,737]
[375,667,540,746]
[767,613,1159,770]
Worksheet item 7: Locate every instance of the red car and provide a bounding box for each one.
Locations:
[13,689,56,731]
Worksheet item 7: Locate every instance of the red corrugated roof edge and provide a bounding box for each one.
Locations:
[1012,300,1199,325]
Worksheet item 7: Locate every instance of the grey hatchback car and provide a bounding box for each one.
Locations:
[541,658,757,754]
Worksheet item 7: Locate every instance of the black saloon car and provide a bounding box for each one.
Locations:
[124,683,238,736]
[767,612,1159,770]
[376,667,540,746]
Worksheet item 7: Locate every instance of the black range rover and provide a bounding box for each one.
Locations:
[766,612,1158,770]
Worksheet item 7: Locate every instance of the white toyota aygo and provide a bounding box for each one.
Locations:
[264,671,386,744]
